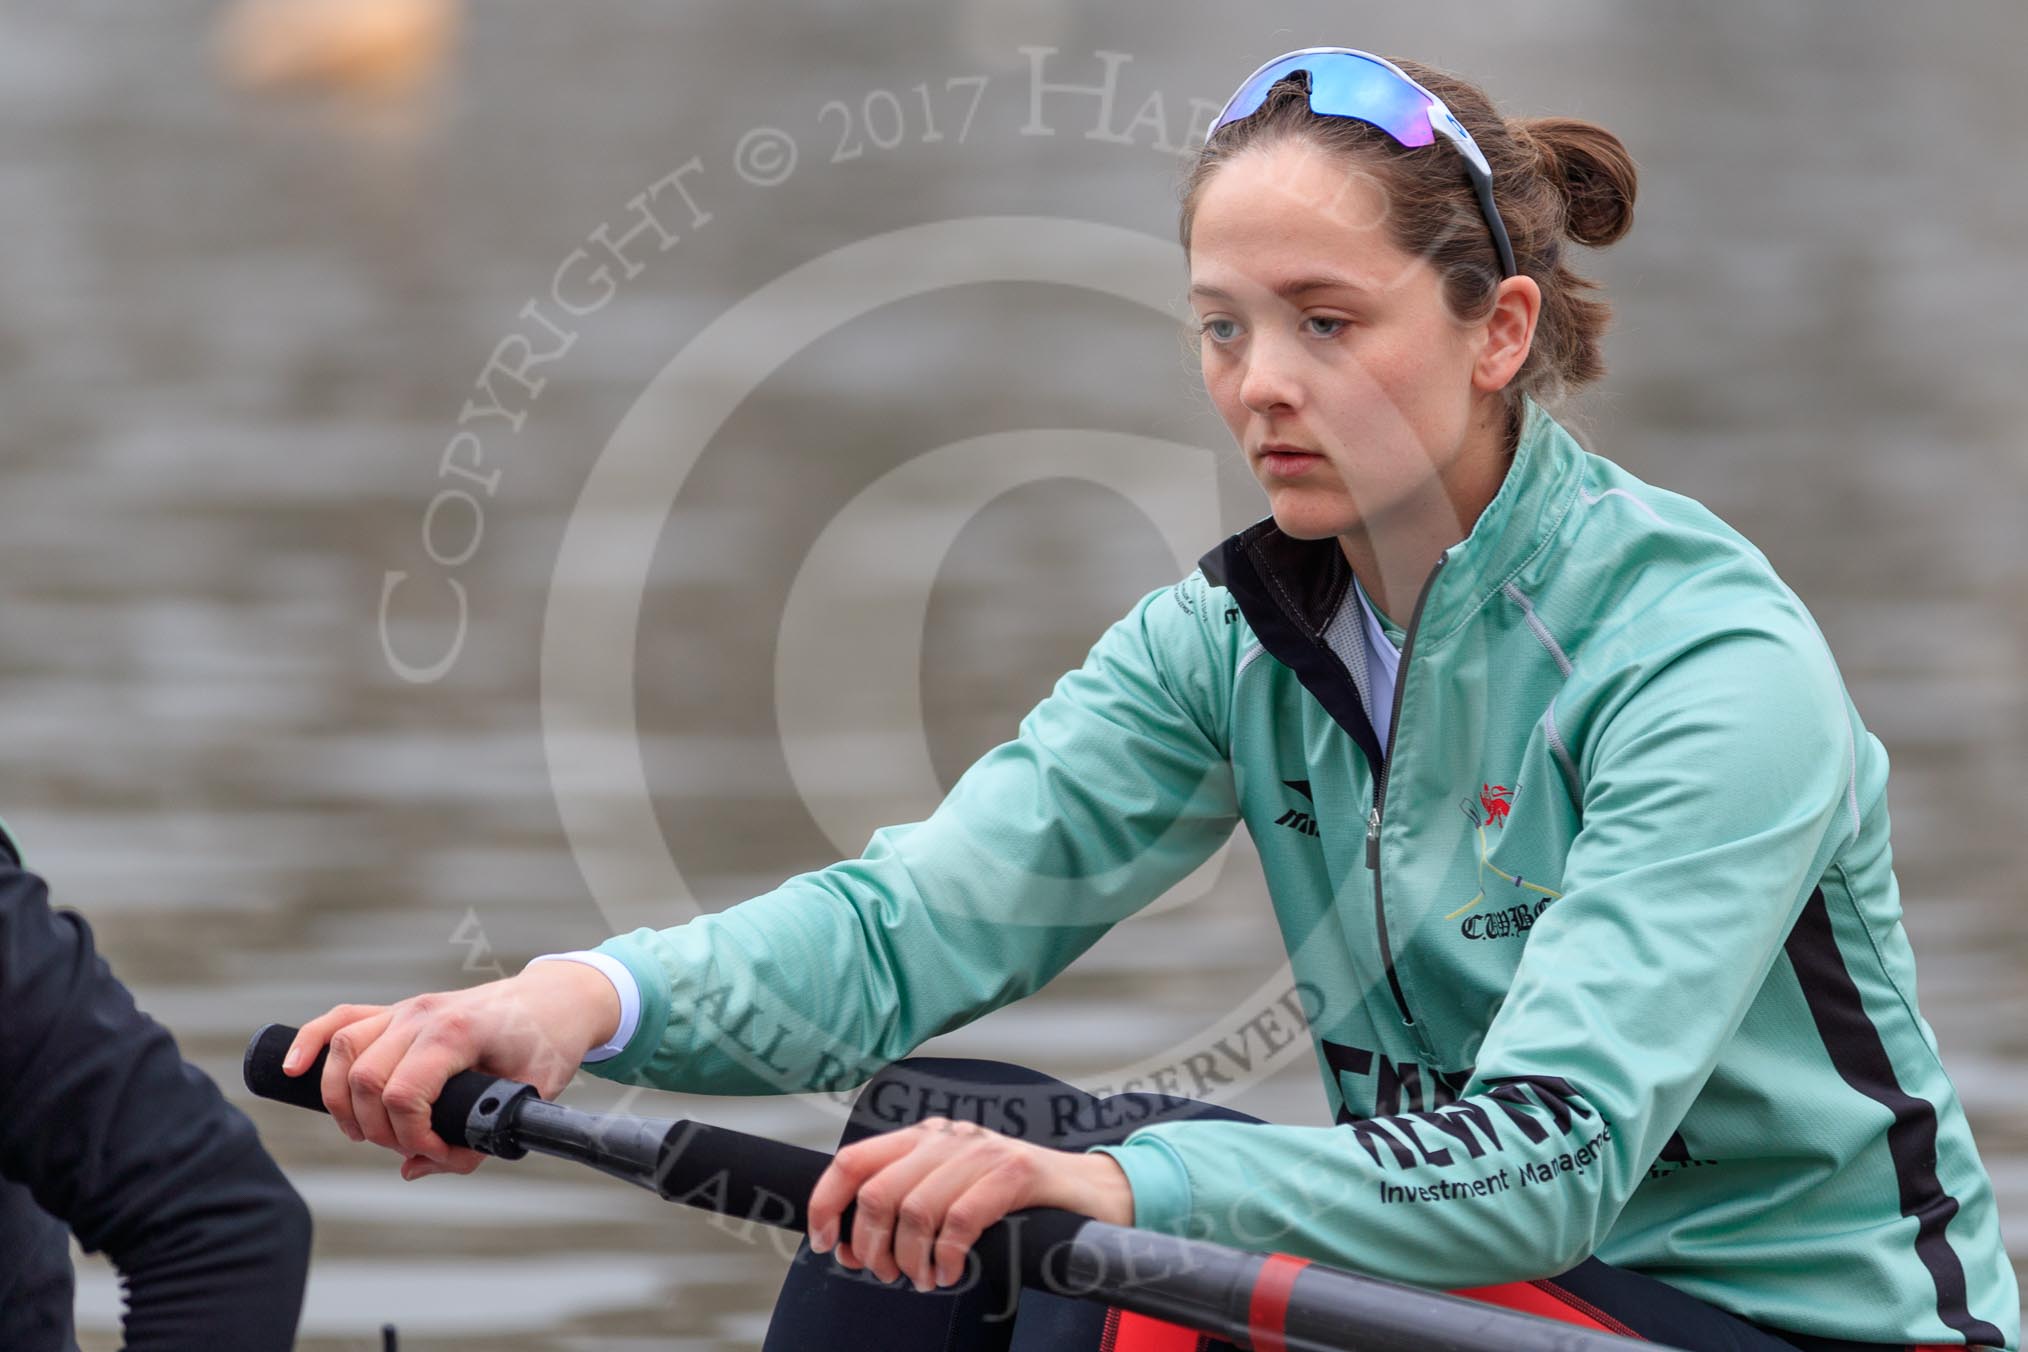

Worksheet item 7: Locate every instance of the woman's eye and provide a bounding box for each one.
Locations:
[1196,316,1345,343]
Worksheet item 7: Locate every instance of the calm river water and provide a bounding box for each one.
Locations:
[0,2,2020,1347]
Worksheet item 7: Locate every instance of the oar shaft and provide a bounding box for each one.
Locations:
[244,1024,1662,1352]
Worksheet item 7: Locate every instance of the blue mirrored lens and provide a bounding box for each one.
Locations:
[1214,50,1435,148]
[1209,47,1517,280]
[1304,55,1435,146]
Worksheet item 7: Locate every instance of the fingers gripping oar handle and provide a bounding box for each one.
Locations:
[242,1022,539,1158]
[243,1024,1088,1293]
[640,1117,1085,1290]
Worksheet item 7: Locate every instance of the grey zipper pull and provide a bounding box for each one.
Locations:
[1366,804,1382,869]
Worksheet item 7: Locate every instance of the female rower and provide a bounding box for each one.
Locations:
[285,47,2018,1352]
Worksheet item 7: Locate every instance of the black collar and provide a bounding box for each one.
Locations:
[1199,520,1386,772]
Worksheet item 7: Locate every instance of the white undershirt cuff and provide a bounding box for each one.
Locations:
[524,951,642,1064]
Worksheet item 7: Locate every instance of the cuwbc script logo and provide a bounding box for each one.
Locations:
[1447,779,1563,937]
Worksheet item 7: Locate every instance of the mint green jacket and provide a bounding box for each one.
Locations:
[590,395,2017,1348]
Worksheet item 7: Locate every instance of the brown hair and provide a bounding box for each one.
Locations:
[1180,55,1638,425]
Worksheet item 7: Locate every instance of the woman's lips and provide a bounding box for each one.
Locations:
[1258,448,1324,477]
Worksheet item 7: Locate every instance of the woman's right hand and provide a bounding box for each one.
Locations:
[281,961,622,1180]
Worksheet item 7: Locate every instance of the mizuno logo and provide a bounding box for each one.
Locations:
[1276,778,1319,836]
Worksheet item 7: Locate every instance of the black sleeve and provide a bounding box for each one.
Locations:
[0,860,312,1351]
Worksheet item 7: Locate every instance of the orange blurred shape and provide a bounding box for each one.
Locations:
[215,0,461,92]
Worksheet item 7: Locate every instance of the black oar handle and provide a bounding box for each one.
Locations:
[640,1116,1086,1288]
[244,1023,1089,1291]
[243,1022,539,1158]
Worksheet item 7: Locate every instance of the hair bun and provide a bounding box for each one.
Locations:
[1512,116,1638,248]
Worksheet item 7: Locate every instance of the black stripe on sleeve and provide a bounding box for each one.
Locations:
[1784,886,2005,1347]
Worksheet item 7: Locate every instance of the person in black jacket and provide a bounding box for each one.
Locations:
[0,824,312,1349]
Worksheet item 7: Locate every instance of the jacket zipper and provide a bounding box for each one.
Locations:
[1364,553,1447,1028]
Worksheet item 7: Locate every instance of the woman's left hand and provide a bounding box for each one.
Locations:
[805,1116,1136,1292]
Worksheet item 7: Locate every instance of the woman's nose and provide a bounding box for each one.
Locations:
[1238,341,1303,415]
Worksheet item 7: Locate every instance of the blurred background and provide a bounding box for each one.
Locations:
[0,1,2021,1347]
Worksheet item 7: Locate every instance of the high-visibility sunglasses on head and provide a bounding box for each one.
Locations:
[1207,46,1519,281]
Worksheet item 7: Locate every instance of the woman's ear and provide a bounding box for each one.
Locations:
[1474,275,1542,392]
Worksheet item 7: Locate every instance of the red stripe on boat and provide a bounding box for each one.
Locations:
[1245,1252,1313,1352]
[1452,1279,1640,1336]
[1104,1306,1208,1352]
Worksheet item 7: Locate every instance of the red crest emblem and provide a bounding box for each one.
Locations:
[1479,783,1513,827]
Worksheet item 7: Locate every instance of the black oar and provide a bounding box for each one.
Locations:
[245,1023,1669,1352]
